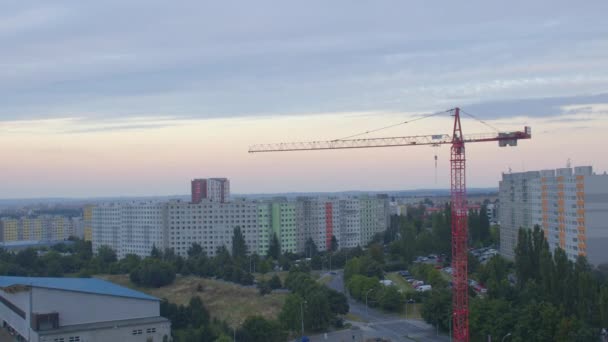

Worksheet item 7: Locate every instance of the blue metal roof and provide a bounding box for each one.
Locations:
[0,276,158,301]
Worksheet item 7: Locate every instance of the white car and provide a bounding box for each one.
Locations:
[416,285,432,292]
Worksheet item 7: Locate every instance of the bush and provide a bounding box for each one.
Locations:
[257,281,272,296]
[268,274,282,289]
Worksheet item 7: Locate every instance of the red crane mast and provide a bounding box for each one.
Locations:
[249,107,531,342]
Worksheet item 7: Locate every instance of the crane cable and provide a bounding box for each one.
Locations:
[332,108,453,141]
[460,109,501,133]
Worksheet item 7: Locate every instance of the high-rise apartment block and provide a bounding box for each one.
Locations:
[191,178,230,203]
[499,166,608,265]
[92,179,390,259]
[0,216,83,243]
[92,202,167,259]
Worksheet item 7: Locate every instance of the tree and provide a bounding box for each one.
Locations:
[378,286,402,311]
[330,235,339,252]
[188,296,210,328]
[267,233,280,260]
[231,226,248,259]
[239,316,285,342]
[304,238,318,257]
[306,290,331,331]
[150,244,163,259]
[421,289,451,332]
[601,286,608,329]
[268,274,282,289]
[369,243,384,264]
[326,288,349,315]
[95,245,117,264]
[188,243,204,258]
[119,254,142,273]
[130,259,176,288]
[279,294,305,332]
[14,248,37,272]
[479,205,490,243]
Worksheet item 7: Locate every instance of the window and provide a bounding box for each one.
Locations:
[54,339,65,342]
[69,337,80,342]
[133,329,143,335]
[147,327,157,333]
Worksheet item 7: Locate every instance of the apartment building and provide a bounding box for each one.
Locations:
[91,179,390,259]
[499,166,608,265]
[296,195,389,253]
[256,200,297,255]
[0,216,82,243]
[191,178,230,204]
[92,202,166,259]
[167,199,259,257]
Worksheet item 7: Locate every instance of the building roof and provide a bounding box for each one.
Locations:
[0,276,158,301]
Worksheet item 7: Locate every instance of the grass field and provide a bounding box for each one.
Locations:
[97,274,287,327]
[385,272,414,293]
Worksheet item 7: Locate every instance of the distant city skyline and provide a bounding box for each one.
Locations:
[1,1,607,198]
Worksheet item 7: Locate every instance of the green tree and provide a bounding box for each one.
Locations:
[326,288,349,315]
[421,289,451,332]
[267,233,280,260]
[150,244,163,259]
[513,302,561,342]
[330,235,339,252]
[239,316,285,342]
[369,243,384,264]
[231,226,248,259]
[279,294,305,332]
[306,290,331,331]
[130,259,176,288]
[304,238,318,257]
[479,205,490,243]
[469,298,516,342]
[187,243,204,258]
[600,286,608,328]
[188,296,210,328]
[268,274,282,289]
[378,286,402,311]
[119,254,142,273]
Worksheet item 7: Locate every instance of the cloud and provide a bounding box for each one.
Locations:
[0,1,607,125]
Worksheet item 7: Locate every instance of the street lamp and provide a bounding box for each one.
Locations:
[365,288,375,317]
[300,300,307,338]
[501,333,512,342]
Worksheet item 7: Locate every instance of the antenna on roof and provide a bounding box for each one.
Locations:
[566,158,571,168]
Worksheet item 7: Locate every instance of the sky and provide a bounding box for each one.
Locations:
[1,1,608,198]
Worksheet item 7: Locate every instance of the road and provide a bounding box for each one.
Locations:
[321,270,450,342]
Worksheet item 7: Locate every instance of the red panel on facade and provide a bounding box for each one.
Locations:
[325,202,333,250]
[191,179,207,204]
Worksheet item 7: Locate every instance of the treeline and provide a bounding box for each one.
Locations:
[421,226,608,341]
[280,267,349,333]
[383,203,496,266]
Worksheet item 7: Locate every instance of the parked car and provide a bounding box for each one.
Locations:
[416,285,432,292]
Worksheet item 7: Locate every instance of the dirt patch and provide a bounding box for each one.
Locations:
[97,274,287,327]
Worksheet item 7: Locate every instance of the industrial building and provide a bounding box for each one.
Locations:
[499,166,608,265]
[0,276,170,342]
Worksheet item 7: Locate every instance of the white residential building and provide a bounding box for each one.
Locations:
[167,199,260,257]
[92,202,166,259]
[499,166,608,265]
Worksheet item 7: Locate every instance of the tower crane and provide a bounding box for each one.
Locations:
[248,107,531,342]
